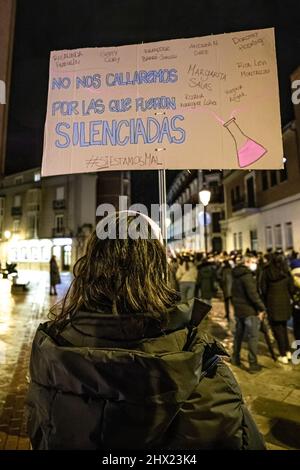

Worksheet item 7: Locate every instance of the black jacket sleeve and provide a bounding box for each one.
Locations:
[242,272,266,313]
[168,359,266,450]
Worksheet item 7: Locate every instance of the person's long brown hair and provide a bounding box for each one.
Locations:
[50,213,179,326]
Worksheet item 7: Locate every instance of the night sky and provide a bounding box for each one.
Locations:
[6,0,300,207]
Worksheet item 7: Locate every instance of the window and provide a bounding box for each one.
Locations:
[31,247,39,260]
[21,247,28,260]
[34,172,41,182]
[250,230,258,252]
[261,172,268,191]
[56,187,65,201]
[270,171,278,187]
[27,189,39,203]
[13,195,21,207]
[212,236,222,253]
[279,162,288,182]
[0,197,5,214]
[285,222,293,249]
[233,233,237,250]
[265,226,273,250]
[238,232,243,250]
[42,245,51,262]
[63,245,72,268]
[15,176,23,185]
[55,214,64,232]
[209,180,219,202]
[12,219,20,233]
[212,212,221,233]
[27,213,39,238]
[274,224,282,248]
[246,176,255,207]
[27,189,40,211]
[231,189,235,205]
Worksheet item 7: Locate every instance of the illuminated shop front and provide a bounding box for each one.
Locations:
[5,238,73,271]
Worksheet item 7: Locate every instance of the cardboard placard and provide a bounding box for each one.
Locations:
[42,28,282,176]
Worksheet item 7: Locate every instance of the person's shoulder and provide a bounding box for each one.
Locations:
[32,320,58,347]
[194,331,242,399]
[193,328,229,359]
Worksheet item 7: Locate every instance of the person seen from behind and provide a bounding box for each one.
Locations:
[290,256,300,341]
[219,259,233,321]
[49,255,61,296]
[27,212,265,450]
[231,255,266,373]
[260,251,294,364]
[176,254,197,302]
[197,257,217,306]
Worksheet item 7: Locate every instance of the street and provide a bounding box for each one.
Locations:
[0,272,299,450]
[0,271,71,450]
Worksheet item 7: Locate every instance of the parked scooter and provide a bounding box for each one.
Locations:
[1,262,18,279]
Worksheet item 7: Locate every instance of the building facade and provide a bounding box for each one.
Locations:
[167,170,224,252]
[221,120,300,254]
[0,168,131,270]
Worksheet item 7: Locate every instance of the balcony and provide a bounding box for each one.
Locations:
[232,198,256,213]
[52,227,72,238]
[53,199,66,210]
[11,206,22,216]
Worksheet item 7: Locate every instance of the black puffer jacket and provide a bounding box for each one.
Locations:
[198,262,217,300]
[261,265,294,321]
[232,265,265,318]
[26,302,265,450]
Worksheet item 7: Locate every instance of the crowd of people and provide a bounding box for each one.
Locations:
[168,248,300,372]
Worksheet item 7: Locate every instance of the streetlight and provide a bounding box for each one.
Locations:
[4,230,11,240]
[199,187,211,256]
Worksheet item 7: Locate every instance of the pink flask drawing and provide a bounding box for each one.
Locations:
[223,117,267,168]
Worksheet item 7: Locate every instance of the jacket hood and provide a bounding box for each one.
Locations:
[199,264,214,276]
[30,302,226,408]
[264,264,289,282]
[232,264,251,278]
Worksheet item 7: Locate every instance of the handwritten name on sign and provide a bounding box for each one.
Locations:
[42,28,282,176]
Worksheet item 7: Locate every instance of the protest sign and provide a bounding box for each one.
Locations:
[42,28,282,175]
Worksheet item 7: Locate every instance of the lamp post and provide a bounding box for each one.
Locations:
[199,188,211,256]
[4,230,11,240]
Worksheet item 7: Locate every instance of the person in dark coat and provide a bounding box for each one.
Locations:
[231,256,266,373]
[260,252,294,364]
[219,260,233,321]
[49,255,61,295]
[291,267,300,340]
[290,258,300,341]
[26,212,265,450]
[197,259,217,305]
